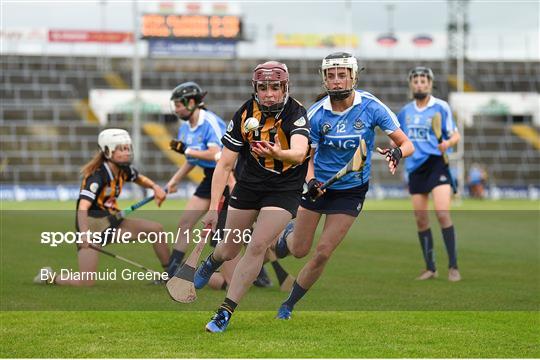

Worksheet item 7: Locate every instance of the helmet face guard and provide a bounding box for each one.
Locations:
[252,61,289,116]
[98,128,133,166]
[408,66,434,100]
[320,52,360,101]
[170,81,208,120]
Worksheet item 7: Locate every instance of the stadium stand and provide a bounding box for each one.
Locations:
[1,55,538,189]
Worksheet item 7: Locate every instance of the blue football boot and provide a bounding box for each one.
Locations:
[205,309,231,333]
[275,220,295,258]
[194,256,216,289]
[276,304,293,320]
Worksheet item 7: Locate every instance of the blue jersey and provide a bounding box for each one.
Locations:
[177,109,226,169]
[308,90,400,190]
[397,96,457,173]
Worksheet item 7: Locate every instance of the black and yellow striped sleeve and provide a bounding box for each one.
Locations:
[222,106,247,152]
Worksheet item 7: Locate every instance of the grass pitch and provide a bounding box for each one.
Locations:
[1,199,539,357]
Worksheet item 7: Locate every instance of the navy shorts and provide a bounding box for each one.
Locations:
[229,182,301,217]
[300,182,369,217]
[194,167,215,199]
[408,155,453,194]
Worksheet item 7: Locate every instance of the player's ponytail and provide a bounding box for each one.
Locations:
[80,151,106,178]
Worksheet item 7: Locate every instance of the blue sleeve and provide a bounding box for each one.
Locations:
[397,108,407,131]
[440,102,457,139]
[204,123,223,148]
[308,113,320,148]
[374,102,400,134]
[177,123,187,142]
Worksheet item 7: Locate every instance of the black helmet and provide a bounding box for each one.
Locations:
[170,81,207,106]
[408,66,434,81]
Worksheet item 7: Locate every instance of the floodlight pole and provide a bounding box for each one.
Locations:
[132,0,142,167]
[345,0,353,53]
[447,0,469,197]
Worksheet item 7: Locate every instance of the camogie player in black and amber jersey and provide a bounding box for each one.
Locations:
[196,61,310,332]
[34,129,169,287]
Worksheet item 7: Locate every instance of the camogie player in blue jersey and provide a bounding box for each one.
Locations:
[273,52,414,320]
[397,67,461,282]
[165,82,227,278]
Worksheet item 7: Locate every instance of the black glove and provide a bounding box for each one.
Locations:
[381,147,402,167]
[170,139,186,154]
[306,178,324,201]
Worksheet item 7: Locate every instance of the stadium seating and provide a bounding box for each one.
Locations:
[1,54,538,188]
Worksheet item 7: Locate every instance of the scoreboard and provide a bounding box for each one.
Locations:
[141,14,242,40]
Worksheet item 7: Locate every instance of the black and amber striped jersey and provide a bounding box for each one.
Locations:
[222,97,310,192]
[77,162,139,216]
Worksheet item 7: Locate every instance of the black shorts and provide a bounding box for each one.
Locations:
[300,182,369,217]
[408,155,454,194]
[229,182,301,217]
[194,167,215,199]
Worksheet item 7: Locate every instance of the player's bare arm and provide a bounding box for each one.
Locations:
[135,174,166,206]
[166,162,195,193]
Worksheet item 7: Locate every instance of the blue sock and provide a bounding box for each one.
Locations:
[282,281,307,310]
[418,229,436,271]
[442,225,458,268]
[167,250,185,277]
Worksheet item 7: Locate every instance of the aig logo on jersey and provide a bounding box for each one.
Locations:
[407,125,429,142]
[323,135,361,149]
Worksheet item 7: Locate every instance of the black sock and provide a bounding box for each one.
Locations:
[282,281,307,310]
[271,261,288,285]
[442,225,458,269]
[166,250,185,277]
[219,297,237,315]
[207,253,224,272]
[418,229,436,271]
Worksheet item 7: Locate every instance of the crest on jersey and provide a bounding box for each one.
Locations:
[353,119,364,131]
[294,117,306,127]
[227,121,234,132]
[89,182,99,193]
[321,123,331,135]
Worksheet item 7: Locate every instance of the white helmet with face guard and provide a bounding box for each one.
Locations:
[320,52,362,101]
[98,128,132,165]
